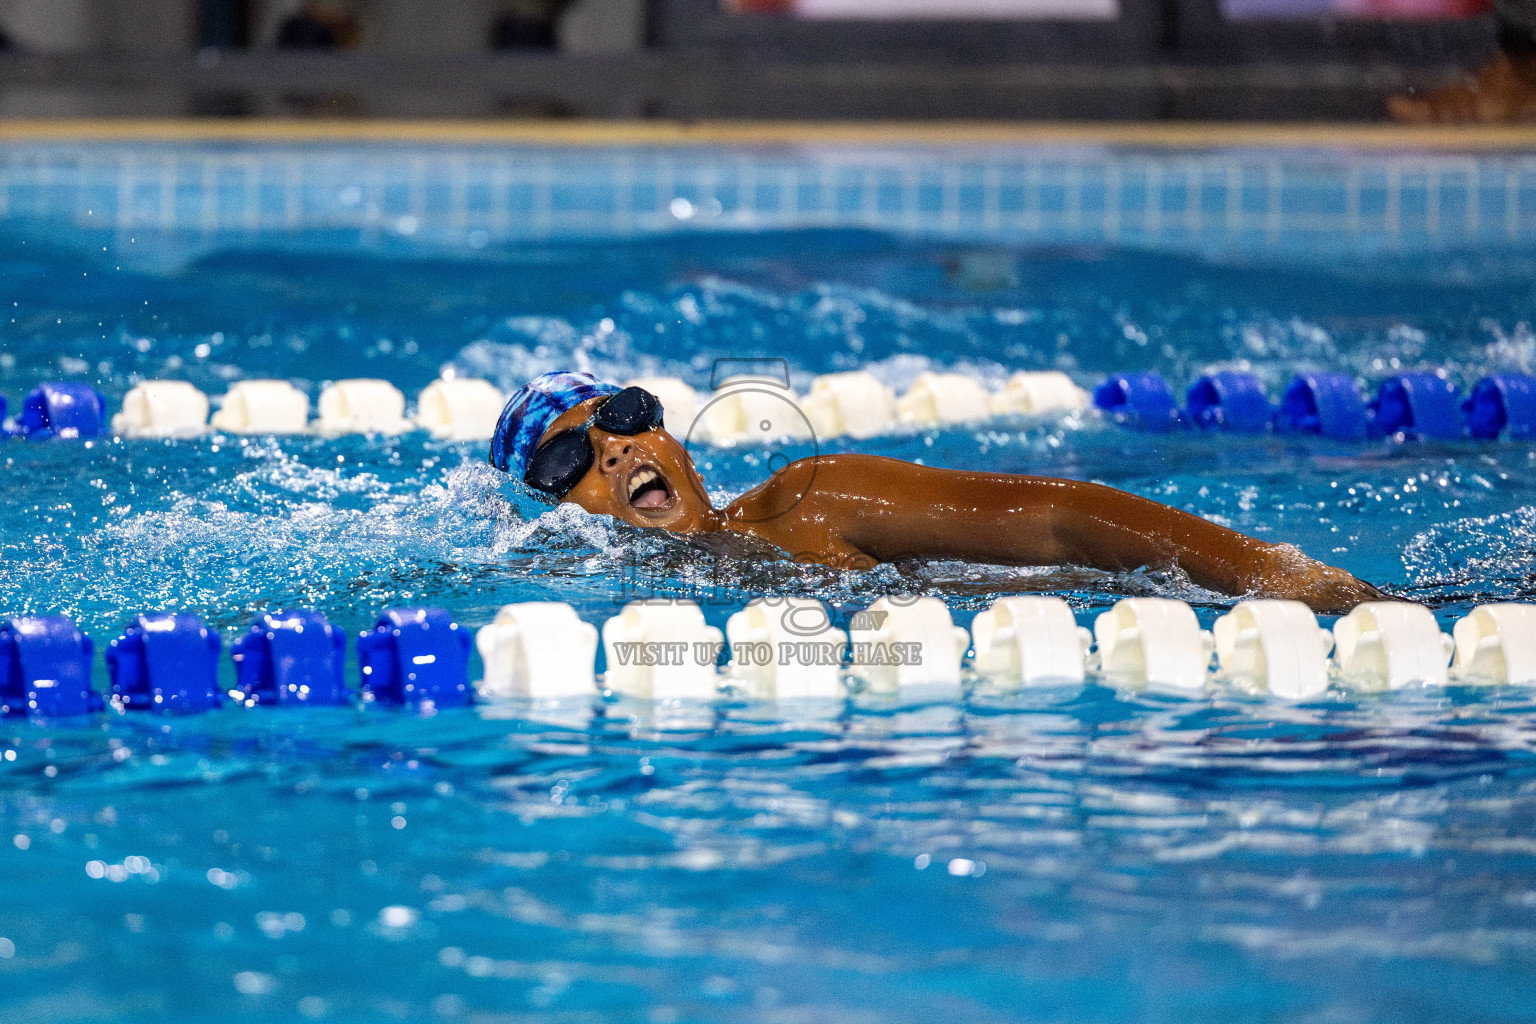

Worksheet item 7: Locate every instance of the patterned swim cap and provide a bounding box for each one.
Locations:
[489,371,621,479]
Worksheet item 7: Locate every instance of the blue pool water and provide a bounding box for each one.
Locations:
[5,145,1536,1022]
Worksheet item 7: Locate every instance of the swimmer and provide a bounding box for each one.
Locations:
[490,372,1385,614]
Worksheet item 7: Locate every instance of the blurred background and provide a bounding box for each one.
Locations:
[0,0,1511,120]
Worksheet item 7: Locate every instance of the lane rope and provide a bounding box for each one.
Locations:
[6,368,1534,444]
[2,596,1529,716]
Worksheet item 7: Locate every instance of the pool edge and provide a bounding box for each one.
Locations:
[0,118,1534,150]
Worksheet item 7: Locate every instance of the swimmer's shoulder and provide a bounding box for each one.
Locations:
[770,453,915,490]
[782,453,945,487]
[725,454,919,518]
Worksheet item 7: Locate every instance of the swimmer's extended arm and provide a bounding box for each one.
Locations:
[736,455,1382,613]
[846,471,1279,589]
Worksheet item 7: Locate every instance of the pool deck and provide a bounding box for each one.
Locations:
[0,119,1534,150]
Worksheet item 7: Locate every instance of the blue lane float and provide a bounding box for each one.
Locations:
[1276,372,1368,440]
[1186,371,1273,433]
[0,616,101,717]
[1093,373,1180,432]
[1464,374,1536,441]
[105,613,223,713]
[232,610,349,706]
[18,382,108,440]
[357,607,472,708]
[1367,373,1463,440]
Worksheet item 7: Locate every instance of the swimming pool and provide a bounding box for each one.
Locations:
[4,132,1536,1023]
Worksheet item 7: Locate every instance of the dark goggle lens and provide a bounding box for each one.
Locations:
[523,429,594,497]
[523,388,663,498]
[594,387,663,434]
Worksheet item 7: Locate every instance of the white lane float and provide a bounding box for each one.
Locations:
[1094,598,1213,691]
[209,380,311,434]
[1332,601,1453,690]
[623,376,698,436]
[601,600,724,700]
[970,596,1092,687]
[895,372,992,428]
[1452,603,1536,685]
[800,371,898,440]
[112,380,210,438]
[988,371,1090,417]
[315,378,411,436]
[415,377,505,441]
[1212,599,1333,699]
[690,375,811,446]
[476,602,599,699]
[725,596,846,700]
[848,596,969,693]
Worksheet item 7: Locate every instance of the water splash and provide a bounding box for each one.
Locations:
[1404,505,1536,600]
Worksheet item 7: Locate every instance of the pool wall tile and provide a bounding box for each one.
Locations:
[0,142,1532,267]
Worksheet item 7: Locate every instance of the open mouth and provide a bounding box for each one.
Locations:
[625,464,675,511]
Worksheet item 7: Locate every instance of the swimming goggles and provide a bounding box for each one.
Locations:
[524,386,665,498]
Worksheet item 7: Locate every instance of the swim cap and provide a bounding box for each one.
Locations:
[489,370,621,478]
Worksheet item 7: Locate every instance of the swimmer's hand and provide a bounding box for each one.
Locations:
[1258,544,1386,614]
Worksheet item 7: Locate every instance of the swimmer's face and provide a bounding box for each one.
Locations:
[537,397,719,532]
